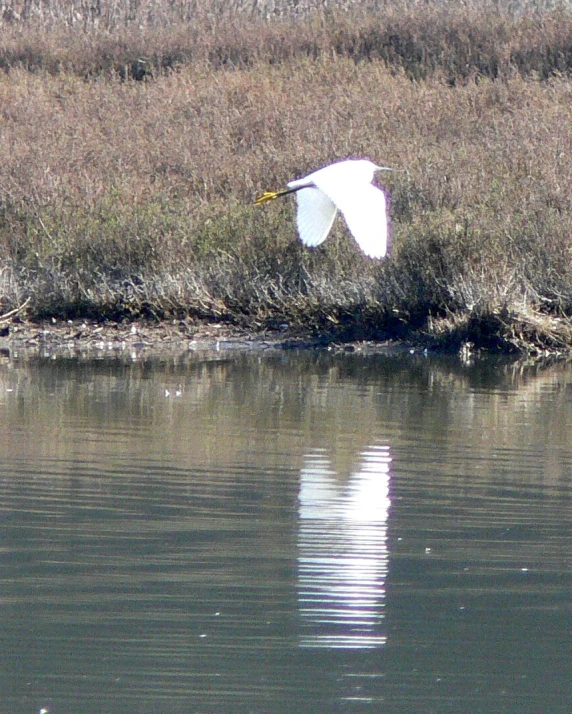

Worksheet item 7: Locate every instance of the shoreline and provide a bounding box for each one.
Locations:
[0,318,431,359]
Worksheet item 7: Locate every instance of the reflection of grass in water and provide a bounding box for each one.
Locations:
[2,352,571,489]
[1,0,572,352]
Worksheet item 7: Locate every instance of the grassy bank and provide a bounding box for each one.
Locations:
[1,0,572,353]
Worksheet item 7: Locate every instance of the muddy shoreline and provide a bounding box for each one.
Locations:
[0,318,418,358]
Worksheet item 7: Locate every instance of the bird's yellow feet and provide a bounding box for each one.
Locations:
[254,190,282,205]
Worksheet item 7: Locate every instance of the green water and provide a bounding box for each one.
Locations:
[1,351,571,714]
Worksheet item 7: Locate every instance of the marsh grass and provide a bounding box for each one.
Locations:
[1,0,572,352]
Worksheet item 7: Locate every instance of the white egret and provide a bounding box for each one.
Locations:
[255,159,392,259]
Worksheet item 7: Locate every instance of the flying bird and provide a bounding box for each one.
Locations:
[255,159,391,259]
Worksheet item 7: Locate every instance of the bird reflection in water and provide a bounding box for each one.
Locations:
[297,445,392,649]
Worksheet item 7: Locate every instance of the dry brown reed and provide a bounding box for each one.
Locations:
[1,0,572,352]
[3,0,572,82]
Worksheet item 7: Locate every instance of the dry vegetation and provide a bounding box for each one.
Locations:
[1,0,572,352]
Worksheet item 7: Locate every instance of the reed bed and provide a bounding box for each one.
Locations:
[1,0,572,352]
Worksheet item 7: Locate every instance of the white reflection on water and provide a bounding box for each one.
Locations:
[297,444,392,649]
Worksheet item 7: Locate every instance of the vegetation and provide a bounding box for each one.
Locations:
[1,0,572,353]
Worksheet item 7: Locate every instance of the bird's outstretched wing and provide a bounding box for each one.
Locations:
[294,187,338,247]
[312,177,388,259]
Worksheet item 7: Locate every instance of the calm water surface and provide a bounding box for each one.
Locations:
[1,348,571,714]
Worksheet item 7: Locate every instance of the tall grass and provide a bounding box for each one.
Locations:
[4,1,572,81]
[1,0,572,351]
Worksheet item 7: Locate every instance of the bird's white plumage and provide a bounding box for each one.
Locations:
[286,159,390,259]
[293,187,337,247]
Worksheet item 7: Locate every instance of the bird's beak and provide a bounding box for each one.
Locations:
[374,166,393,172]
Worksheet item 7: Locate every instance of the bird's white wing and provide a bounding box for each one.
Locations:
[312,176,388,258]
[294,187,338,247]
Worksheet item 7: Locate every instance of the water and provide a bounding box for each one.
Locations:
[1,349,571,714]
